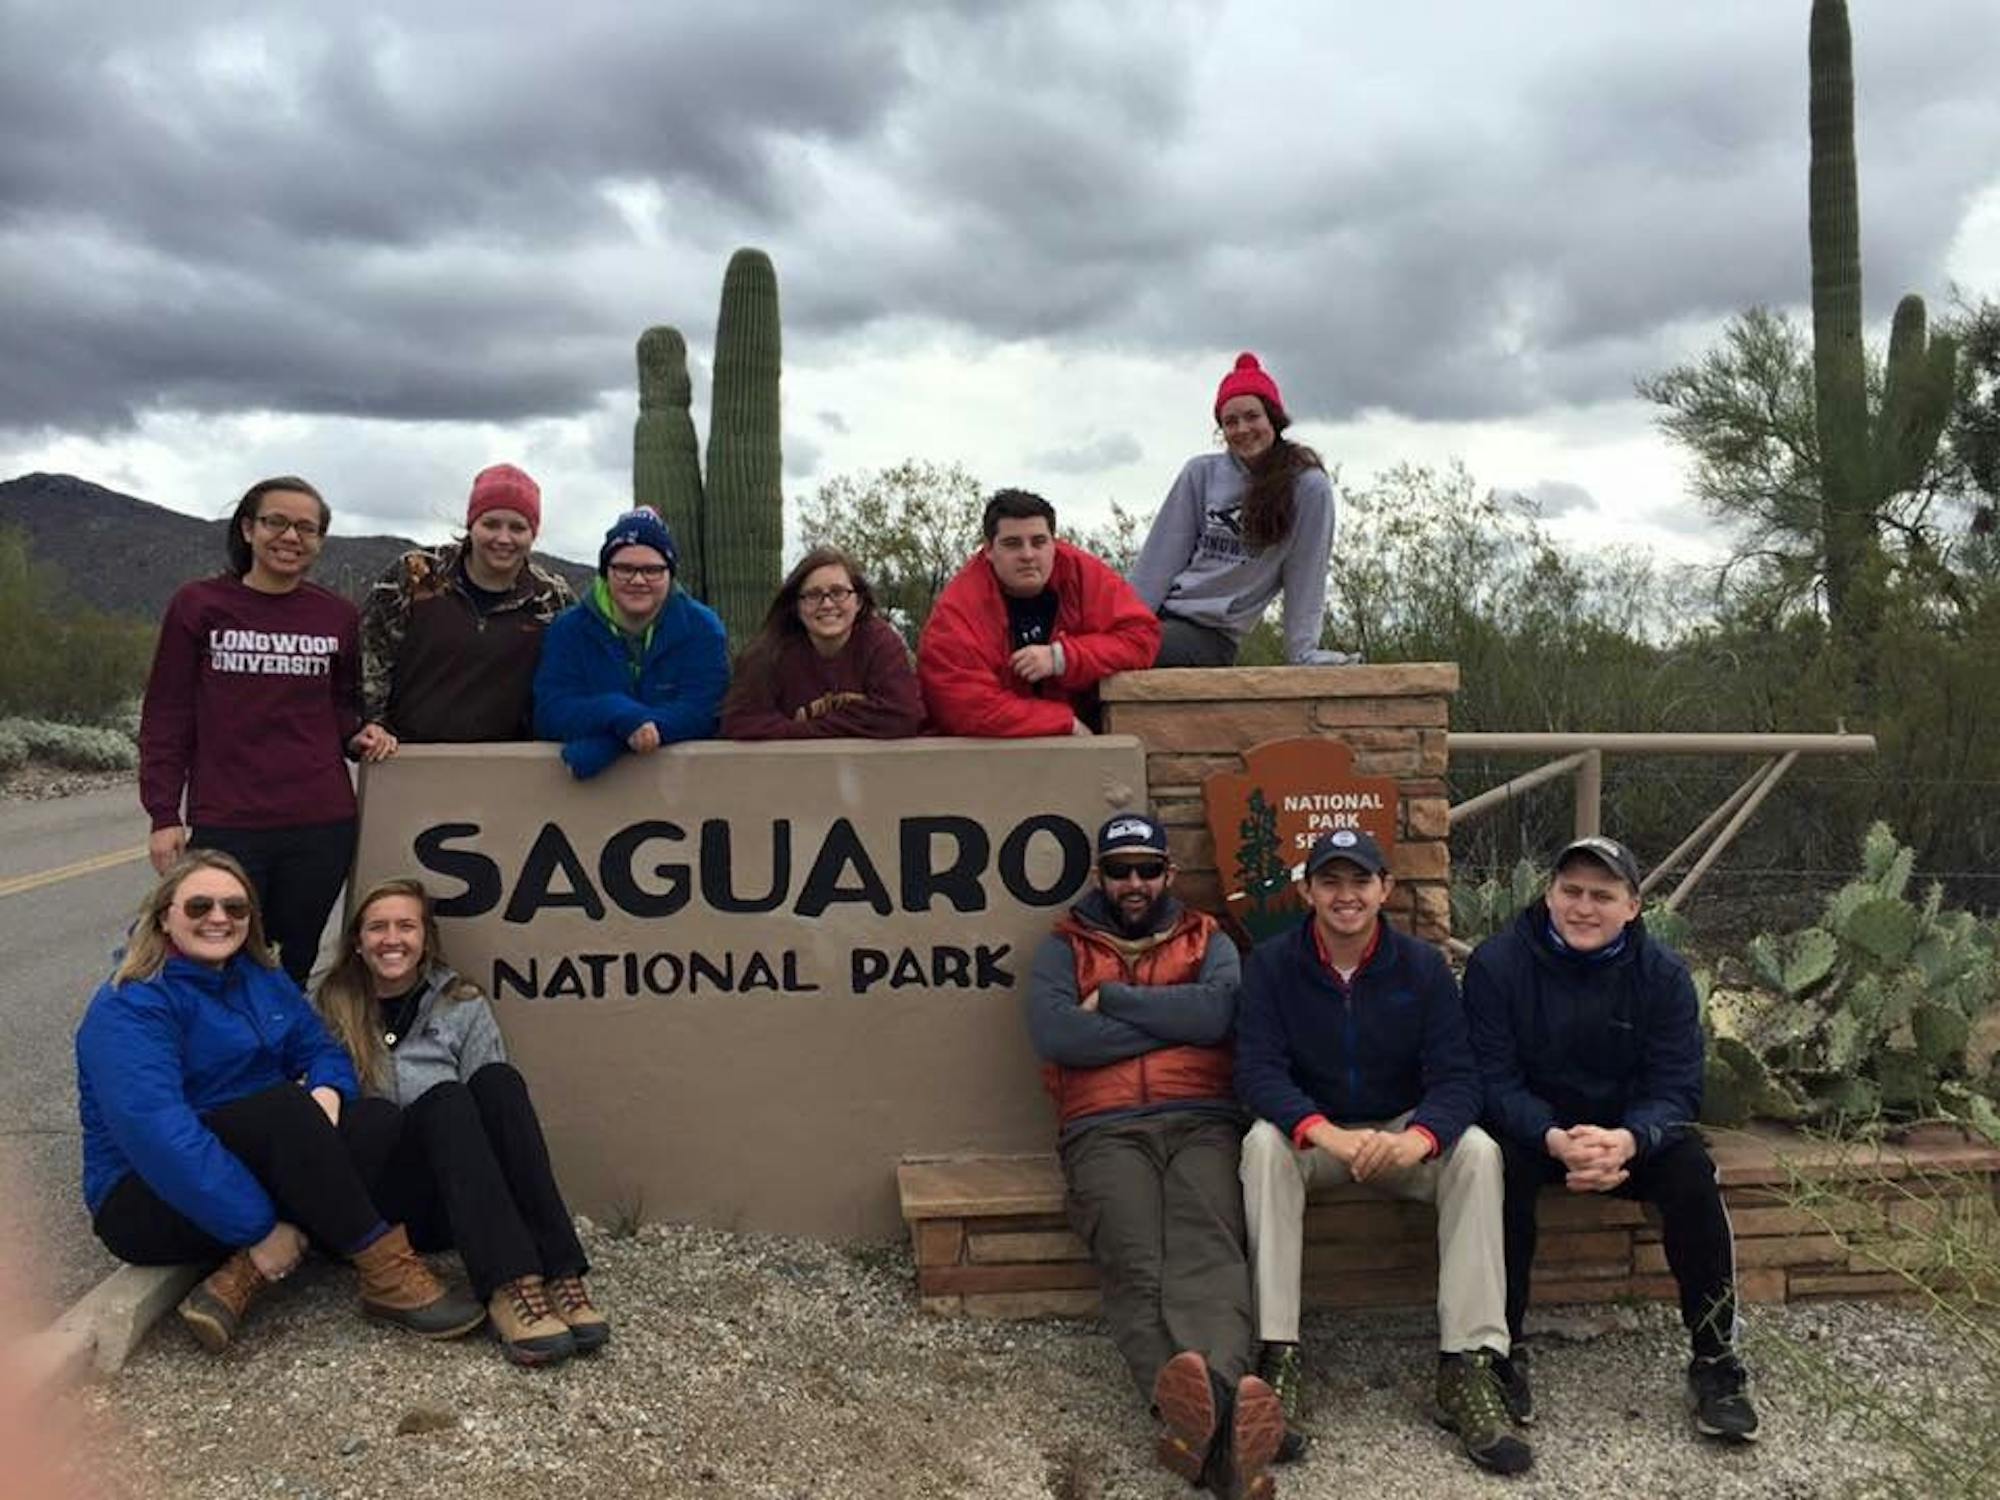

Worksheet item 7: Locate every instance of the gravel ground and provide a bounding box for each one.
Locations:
[0,766,136,803]
[52,1221,1995,1500]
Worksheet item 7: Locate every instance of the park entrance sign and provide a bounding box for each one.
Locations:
[354,737,1147,1238]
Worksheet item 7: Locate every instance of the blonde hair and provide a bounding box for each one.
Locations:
[113,850,278,986]
[314,877,476,1090]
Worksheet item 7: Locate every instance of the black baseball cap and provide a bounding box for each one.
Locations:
[1302,828,1389,878]
[1098,812,1169,860]
[1555,835,1642,892]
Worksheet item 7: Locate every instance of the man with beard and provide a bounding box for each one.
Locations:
[1025,813,1283,1500]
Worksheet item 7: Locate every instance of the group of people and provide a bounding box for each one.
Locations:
[1030,818,1759,1495]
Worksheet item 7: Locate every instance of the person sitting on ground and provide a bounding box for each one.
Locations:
[1464,835,1761,1444]
[1024,813,1284,1499]
[1234,829,1532,1477]
[316,878,608,1367]
[532,507,729,779]
[917,489,1160,737]
[359,463,575,745]
[720,545,923,739]
[1129,352,1347,668]
[75,851,485,1352]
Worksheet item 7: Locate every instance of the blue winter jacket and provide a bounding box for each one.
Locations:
[76,954,360,1247]
[1463,901,1703,1161]
[1234,915,1480,1152]
[531,587,730,780]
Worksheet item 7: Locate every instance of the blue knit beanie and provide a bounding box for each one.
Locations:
[598,508,679,575]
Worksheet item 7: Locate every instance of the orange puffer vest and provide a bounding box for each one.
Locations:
[1041,905,1235,1129]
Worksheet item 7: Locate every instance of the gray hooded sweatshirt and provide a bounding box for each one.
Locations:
[371,964,509,1106]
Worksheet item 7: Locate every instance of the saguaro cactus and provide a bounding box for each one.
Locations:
[634,327,706,598]
[1808,0,1956,645]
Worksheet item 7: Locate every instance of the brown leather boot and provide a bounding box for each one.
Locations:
[545,1274,611,1354]
[488,1276,575,1366]
[351,1225,485,1338]
[178,1251,268,1353]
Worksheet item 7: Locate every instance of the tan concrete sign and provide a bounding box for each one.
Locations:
[354,738,1147,1239]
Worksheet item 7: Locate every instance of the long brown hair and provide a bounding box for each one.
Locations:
[736,546,880,669]
[314,877,476,1090]
[224,476,330,578]
[114,850,278,986]
[1235,398,1325,550]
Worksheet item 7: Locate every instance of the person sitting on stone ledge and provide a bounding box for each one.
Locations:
[1464,834,1761,1445]
[532,507,729,779]
[1024,812,1284,1499]
[1235,829,1531,1477]
[721,545,924,739]
[918,489,1159,737]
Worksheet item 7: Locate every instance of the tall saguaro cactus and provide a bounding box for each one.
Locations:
[1808,0,1956,647]
[631,248,784,648]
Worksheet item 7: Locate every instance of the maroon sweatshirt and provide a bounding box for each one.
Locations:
[139,575,363,830]
[720,614,925,739]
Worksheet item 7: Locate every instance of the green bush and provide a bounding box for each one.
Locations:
[0,527,154,723]
[0,718,139,773]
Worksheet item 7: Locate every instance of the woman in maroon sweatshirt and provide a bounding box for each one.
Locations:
[720,547,924,739]
[140,477,393,986]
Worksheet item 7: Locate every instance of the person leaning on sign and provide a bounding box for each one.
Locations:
[1463,835,1761,1444]
[531,508,729,780]
[1234,829,1532,1477]
[316,877,608,1366]
[358,463,575,745]
[1023,813,1285,1499]
[917,489,1160,738]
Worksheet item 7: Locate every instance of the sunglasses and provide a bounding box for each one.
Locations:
[1102,859,1167,881]
[180,895,252,921]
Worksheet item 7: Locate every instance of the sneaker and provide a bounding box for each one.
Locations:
[545,1273,611,1353]
[1256,1341,1310,1463]
[1688,1353,1761,1443]
[1492,1345,1534,1426]
[1435,1351,1534,1476]
[1152,1351,1217,1483]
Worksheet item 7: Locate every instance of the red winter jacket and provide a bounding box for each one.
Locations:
[917,542,1161,737]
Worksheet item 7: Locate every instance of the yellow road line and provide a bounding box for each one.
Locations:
[0,845,149,899]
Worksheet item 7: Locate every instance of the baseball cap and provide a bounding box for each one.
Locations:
[1302,828,1388,878]
[1097,813,1169,860]
[1555,835,1642,892]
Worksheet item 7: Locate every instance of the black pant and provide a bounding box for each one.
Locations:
[344,1064,586,1300]
[1154,613,1240,668]
[1502,1133,1737,1358]
[92,1084,386,1264]
[191,819,357,986]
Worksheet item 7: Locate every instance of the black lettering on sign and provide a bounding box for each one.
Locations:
[493,955,538,999]
[600,821,690,917]
[545,956,586,998]
[504,824,606,924]
[852,948,889,992]
[997,815,1091,906]
[577,952,616,998]
[644,952,684,993]
[699,819,790,913]
[688,950,735,992]
[976,944,1014,986]
[899,816,989,913]
[781,951,820,992]
[932,946,971,987]
[797,818,893,918]
[889,948,927,988]
[740,952,780,992]
[415,823,502,918]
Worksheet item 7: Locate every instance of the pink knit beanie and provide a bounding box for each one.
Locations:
[1213,353,1285,422]
[467,464,542,532]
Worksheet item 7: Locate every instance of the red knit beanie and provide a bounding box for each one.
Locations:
[1213,352,1285,423]
[467,464,542,532]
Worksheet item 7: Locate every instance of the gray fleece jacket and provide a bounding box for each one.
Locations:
[371,964,509,1106]
[1128,451,1338,663]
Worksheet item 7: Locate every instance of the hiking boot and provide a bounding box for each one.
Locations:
[1256,1340,1310,1463]
[1688,1353,1761,1443]
[489,1276,575,1366]
[1435,1350,1534,1476]
[1218,1375,1283,1500]
[1152,1350,1217,1483]
[352,1225,486,1339]
[546,1273,610,1353]
[178,1251,268,1353]
[1492,1345,1534,1426]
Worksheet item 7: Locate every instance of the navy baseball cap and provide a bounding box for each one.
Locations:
[1098,812,1169,860]
[1302,828,1388,878]
[1556,835,1642,892]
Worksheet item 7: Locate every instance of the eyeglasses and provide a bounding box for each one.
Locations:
[254,514,324,540]
[607,563,670,583]
[1102,859,1167,882]
[799,586,856,608]
[180,895,252,921]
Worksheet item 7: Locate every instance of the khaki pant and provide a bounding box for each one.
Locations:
[1240,1115,1509,1355]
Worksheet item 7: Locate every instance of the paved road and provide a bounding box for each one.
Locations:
[0,785,158,1320]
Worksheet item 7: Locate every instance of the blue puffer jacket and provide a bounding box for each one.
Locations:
[531,584,730,779]
[76,954,360,1247]
[1463,901,1703,1160]
[1234,915,1480,1152]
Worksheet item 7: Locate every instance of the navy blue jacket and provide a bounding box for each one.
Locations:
[1463,901,1703,1160]
[532,588,729,779]
[76,954,360,1247]
[1234,916,1479,1152]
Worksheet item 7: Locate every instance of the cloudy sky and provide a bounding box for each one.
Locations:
[3,0,1998,572]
